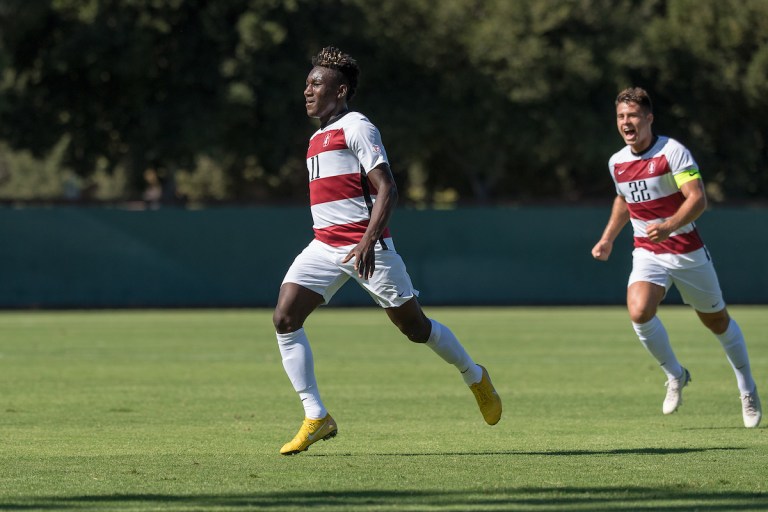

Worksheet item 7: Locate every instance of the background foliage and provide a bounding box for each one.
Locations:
[0,0,766,204]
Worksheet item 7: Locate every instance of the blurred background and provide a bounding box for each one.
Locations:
[1,0,766,308]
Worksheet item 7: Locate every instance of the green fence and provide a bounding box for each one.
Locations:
[1,206,765,308]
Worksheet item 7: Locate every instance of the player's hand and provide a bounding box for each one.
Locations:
[646,221,672,243]
[342,241,376,279]
[591,239,613,261]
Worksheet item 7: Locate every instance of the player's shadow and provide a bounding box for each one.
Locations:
[0,447,760,511]
[3,485,766,511]
[524,446,745,457]
[313,446,744,457]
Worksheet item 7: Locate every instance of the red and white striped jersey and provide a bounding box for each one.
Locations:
[306,111,391,247]
[610,136,708,267]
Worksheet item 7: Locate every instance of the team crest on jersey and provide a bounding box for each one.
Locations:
[323,133,332,147]
[648,161,656,174]
[371,144,381,154]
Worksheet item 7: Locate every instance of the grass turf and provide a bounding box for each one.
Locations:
[0,306,766,511]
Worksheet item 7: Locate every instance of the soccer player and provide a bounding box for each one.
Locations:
[273,46,502,455]
[591,87,761,428]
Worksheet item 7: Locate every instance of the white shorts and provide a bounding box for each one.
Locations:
[281,238,419,308]
[628,248,726,313]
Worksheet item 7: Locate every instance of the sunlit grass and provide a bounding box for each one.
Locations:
[1,306,766,510]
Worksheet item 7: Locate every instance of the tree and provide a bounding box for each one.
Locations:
[0,0,256,196]
[0,0,766,203]
[640,0,768,201]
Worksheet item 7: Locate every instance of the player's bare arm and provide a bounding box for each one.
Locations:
[592,195,630,261]
[341,163,398,278]
[646,178,707,243]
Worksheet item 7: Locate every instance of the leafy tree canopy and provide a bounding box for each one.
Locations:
[0,0,766,204]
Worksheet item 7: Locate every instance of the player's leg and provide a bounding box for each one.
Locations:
[675,262,761,427]
[384,298,502,425]
[274,282,326,419]
[627,255,690,414]
[273,283,338,454]
[274,242,348,454]
[352,245,481,381]
[350,244,501,424]
[697,308,761,427]
[353,242,502,425]
[696,308,756,395]
[385,297,481,383]
[628,281,686,383]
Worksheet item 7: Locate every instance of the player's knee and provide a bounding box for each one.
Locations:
[707,320,730,335]
[702,314,730,335]
[628,305,655,324]
[273,308,298,334]
[396,321,430,343]
[405,331,428,343]
[629,309,656,324]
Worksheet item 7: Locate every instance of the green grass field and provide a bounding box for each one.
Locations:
[1,306,767,511]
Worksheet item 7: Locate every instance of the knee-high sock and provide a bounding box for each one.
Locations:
[425,319,482,385]
[715,319,755,395]
[276,328,326,419]
[632,316,683,381]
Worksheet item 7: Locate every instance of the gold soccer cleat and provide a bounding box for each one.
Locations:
[470,365,502,425]
[279,414,338,455]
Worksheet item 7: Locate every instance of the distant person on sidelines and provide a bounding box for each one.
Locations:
[591,87,761,428]
[272,46,502,455]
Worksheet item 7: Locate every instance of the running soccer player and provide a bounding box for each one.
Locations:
[273,47,502,455]
[591,87,761,428]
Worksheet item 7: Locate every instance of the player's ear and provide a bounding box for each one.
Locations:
[647,112,654,124]
[337,83,348,100]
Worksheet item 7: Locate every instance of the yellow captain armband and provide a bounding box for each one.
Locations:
[674,168,701,188]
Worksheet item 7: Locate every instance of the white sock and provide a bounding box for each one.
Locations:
[425,319,482,385]
[632,317,683,381]
[715,319,755,395]
[276,328,327,419]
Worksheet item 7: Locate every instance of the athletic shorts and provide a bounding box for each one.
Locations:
[281,238,419,308]
[628,248,726,313]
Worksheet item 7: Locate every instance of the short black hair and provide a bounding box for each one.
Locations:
[616,87,653,113]
[312,46,359,101]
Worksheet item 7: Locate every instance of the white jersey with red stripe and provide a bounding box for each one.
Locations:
[609,135,709,268]
[306,111,391,247]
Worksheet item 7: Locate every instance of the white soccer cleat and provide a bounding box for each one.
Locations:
[741,388,762,429]
[663,367,691,415]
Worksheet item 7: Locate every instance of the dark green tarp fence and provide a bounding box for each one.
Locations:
[1,206,765,308]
